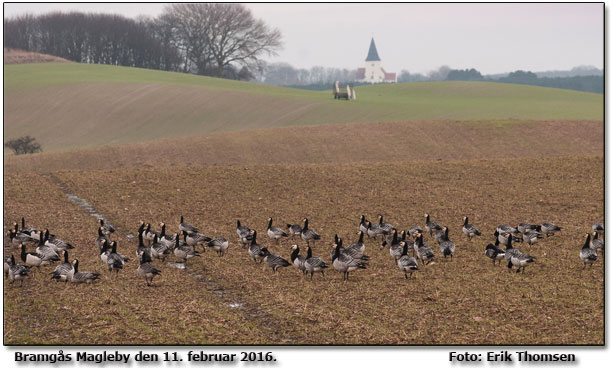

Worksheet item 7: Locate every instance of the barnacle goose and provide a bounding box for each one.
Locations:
[439,227,456,259]
[179,216,199,235]
[484,239,505,265]
[540,222,562,237]
[19,243,43,268]
[51,251,74,282]
[590,231,604,253]
[267,217,289,244]
[207,238,229,256]
[424,214,442,236]
[99,218,115,235]
[137,250,162,286]
[331,238,367,281]
[413,233,435,265]
[236,220,252,248]
[286,223,303,237]
[517,223,538,234]
[592,223,604,238]
[301,218,321,245]
[365,221,386,239]
[96,226,111,251]
[462,216,481,240]
[304,245,328,280]
[248,230,265,263]
[397,242,419,279]
[174,233,201,264]
[70,259,101,284]
[8,255,30,285]
[258,247,291,273]
[521,230,544,246]
[580,233,598,268]
[151,235,171,261]
[290,244,307,274]
[377,214,394,234]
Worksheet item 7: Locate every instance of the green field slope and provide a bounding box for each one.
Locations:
[4,63,603,152]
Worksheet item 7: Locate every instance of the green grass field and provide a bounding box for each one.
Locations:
[4,63,603,152]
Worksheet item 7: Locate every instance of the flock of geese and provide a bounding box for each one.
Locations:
[4,214,605,287]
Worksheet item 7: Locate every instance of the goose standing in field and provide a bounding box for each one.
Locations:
[157,223,176,249]
[382,229,403,260]
[377,214,394,234]
[258,247,291,273]
[462,216,481,240]
[521,229,544,246]
[503,233,523,265]
[70,259,101,284]
[20,243,43,268]
[248,230,265,263]
[397,242,419,279]
[44,229,74,252]
[332,234,370,261]
[8,255,30,285]
[592,223,604,238]
[301,218,321,245]
[540,222,562,237]
[36,234,60,264]
[304,245,328,280]
[267,217,289,244]
[290,244,307,274]
[439,227,456,260]
[424,214,442,236]
[99,218,115,235]
[207,237,229,256]
[136,232,152,262]
[504,234,535,273]
[359,215,370,234]
[590,231,604,253]
[236,220,252,248]
[286,222,303,237]
[183,230,211,251]
[137,250,162,287]
[580,233,598,269]
[151,235,171,261]
[346,231,367,258]
[365,220,386,239]
[484,239,505,265]
[413,233,435,265]
[143,223,160,245]
[331,238,367,281]
[96,226,111,251]
[106,241,128,274]
[50,250,74,282]
[174,233,201,264]
[179,215,198,235]
[7,229,38,247]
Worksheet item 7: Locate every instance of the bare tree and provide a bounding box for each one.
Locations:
[4,136,42,155]
[204,4,282,77]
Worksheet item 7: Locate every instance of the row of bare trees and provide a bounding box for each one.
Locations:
[4,4,282,79]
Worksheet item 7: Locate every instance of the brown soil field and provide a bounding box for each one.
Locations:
[4,119,603,173]
[4,48,70,64]
[3,154,604,344]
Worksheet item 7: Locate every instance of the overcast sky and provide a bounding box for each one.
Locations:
[3,3,604,74]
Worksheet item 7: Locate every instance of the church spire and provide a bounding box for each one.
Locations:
[365,38,381,62]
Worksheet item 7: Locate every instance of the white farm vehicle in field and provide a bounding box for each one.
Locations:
[333,81,356,100]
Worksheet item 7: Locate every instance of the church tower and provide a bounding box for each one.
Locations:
[357,38,396,83]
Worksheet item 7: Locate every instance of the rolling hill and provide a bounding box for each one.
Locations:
[4,62,603,152]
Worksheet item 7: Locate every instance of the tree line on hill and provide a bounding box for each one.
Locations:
[3,4,281,80]
[399,67,603,94]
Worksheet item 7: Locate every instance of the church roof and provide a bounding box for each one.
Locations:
[365,38,381,62]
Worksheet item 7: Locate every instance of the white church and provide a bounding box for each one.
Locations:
[356,38,396,83]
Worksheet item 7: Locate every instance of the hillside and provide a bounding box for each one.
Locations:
[4,63,603,152]
[3,48,70,64]
[4,119,603,173]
